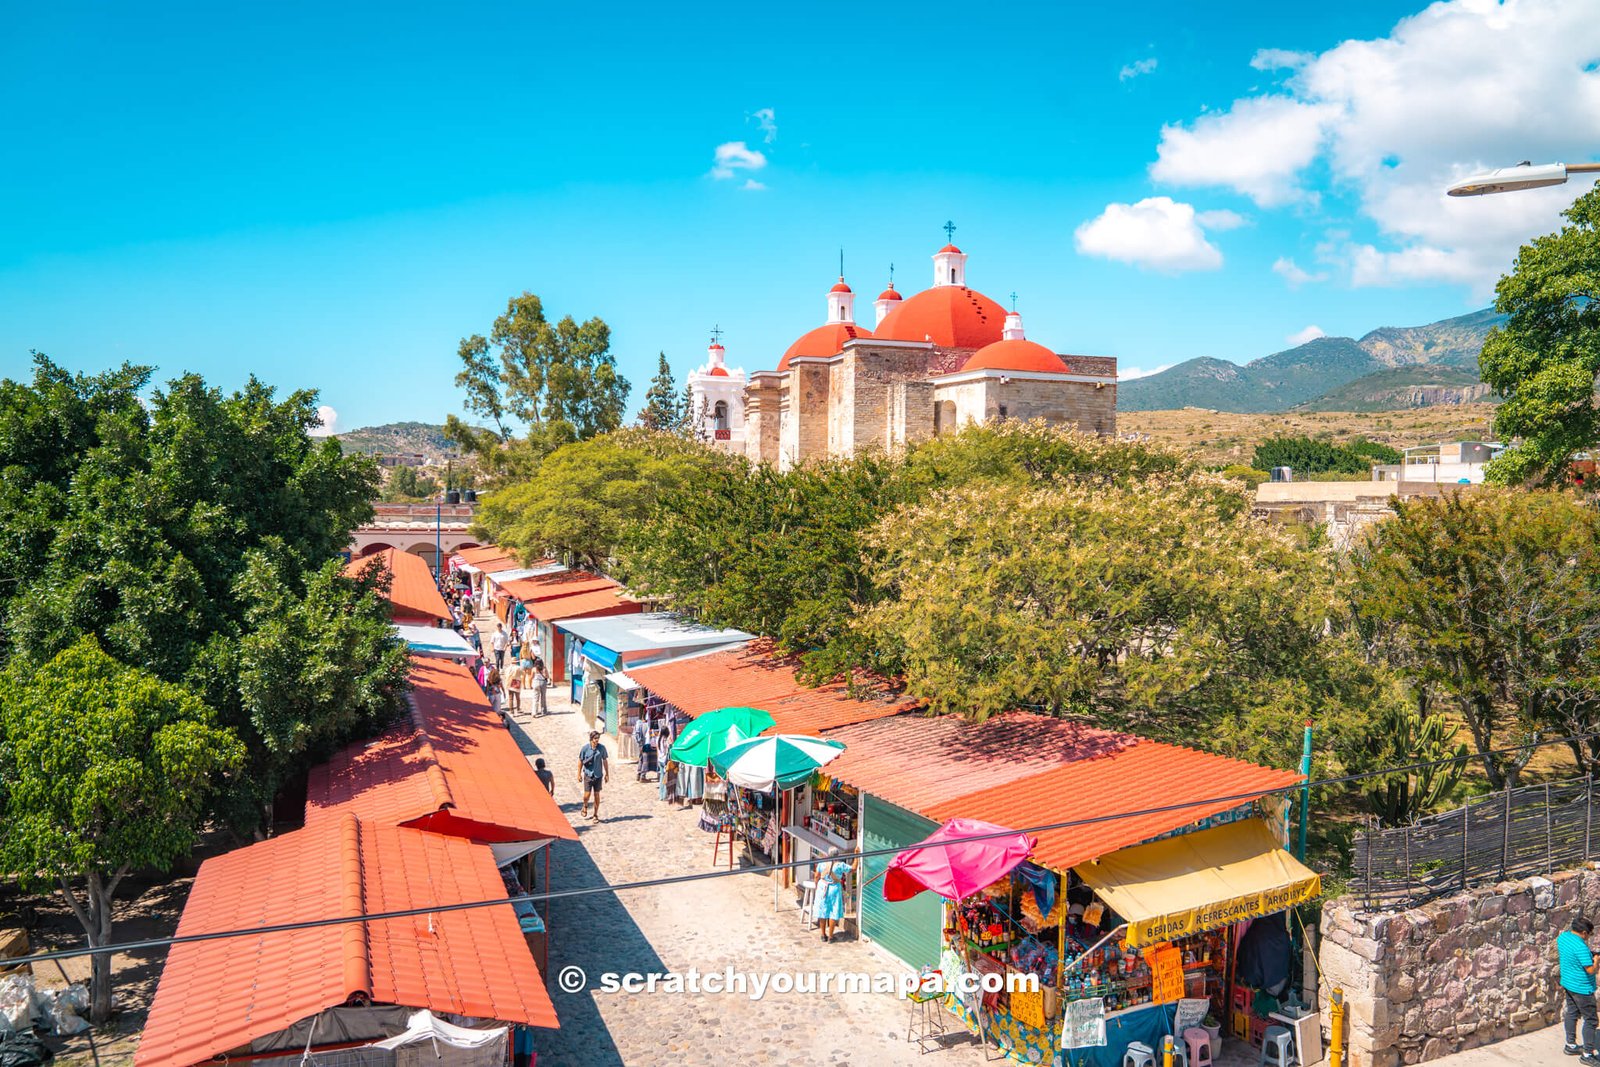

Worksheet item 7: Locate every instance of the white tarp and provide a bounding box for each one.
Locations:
[606,670,641,691]
[373,1010,506,1050]
[393,624,476,660]
[374,1011,508,1067]
[489,839,549,867]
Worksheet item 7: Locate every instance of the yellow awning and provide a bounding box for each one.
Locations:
[1074,818,1321,948]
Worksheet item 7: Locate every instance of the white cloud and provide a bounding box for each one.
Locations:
[1075,197,1229,272]
[751,107,777,144]
[1251,48,1312,71]
[1151,95,1336,207]
[711,141,767,180]
[1285,325,1326,346]
[1150,0,1600,294]
[1195,209,1247,231]
[311,405,338,437]
[742,179,766,191]
[1272,256,1328,287]
[1120,57,1158,81]
[1119,363,1174,381]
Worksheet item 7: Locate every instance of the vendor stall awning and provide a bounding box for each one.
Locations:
[581,641,622,671]
[1074,818,1320,948]
[607,670,642,691]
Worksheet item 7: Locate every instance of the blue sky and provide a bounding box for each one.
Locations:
[4,1,1597,431]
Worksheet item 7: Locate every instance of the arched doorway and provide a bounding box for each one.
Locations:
[359,542,394,556]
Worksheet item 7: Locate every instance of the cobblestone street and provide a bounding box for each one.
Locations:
[499,679,990,1067]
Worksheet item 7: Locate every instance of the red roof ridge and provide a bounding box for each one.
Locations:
[339,812,373,1002]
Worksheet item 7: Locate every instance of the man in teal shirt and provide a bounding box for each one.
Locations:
[1560,917,1599,1061]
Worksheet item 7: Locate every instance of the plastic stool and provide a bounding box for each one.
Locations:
[1123,1042,1156,1067]
[1260,1025,1295,1067]
[1168,1040,1188,1067]
[798,880,818,928]
[1182,1028,1214,1067]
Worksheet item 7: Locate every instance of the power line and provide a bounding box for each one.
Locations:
[5,729,1592,969]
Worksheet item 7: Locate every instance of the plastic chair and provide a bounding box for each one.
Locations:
[798,880,818,928]
[1182,1028,1214,1067]
[1123,1042,1156,1067]
[1260,1025,1295,1067]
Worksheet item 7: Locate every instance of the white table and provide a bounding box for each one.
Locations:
[1268,1008,1321,1066]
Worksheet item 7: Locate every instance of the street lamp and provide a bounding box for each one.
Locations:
[1448,160,1600,197]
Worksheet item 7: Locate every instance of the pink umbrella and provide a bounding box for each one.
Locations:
[882,818,1037,902]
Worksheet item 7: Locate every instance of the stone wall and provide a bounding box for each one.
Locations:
[1319,867,1600,1066]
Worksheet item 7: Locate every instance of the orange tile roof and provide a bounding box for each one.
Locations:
[306,656,577,843]
[136,813,557,1067]
[824,712,1137,816]
[345,548,451,625]
[499,572,617,602]
[456,545,524,573]
[524,585,642,625]
[924,740,1305,871]
[627,641,919,735]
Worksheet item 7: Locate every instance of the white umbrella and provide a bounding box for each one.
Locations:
[710,734,846,792]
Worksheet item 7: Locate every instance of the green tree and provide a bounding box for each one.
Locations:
[1351,489,1600,788]
[1345,438,1403,465]
[846,473,1344,759]
[1220,464,1270,488]
[381,463,441,502]
[619,423,1196,670]
[0,357,391,835]
[1252,435,1371,476]
[637,352,688,432]
[1480,186,1600,485]
[477,429,740,569]
[186,551,411,829]
[0,638,244,1022]
[448,292,631,474]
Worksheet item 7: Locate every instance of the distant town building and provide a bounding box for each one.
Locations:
[1254,480,1473,549]
[686,333,747,453]
[740,232,1118,470]
[1371,441,1504,485]
[375,452,429,468]
[349,502,479,572]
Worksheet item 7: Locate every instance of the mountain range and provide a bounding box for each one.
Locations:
[1116,308,1505,413]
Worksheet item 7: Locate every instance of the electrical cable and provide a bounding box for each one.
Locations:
[4,728,1592,969]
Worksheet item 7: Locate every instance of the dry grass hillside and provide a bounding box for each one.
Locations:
[1119,404,1500,467]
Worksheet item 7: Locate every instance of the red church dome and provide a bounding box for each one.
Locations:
[830,280,853,294]
[874,286,1006,349]
[779,322,874,370]
[962,338,1068,374]
[708,366,730,376]
[877,285,902,301]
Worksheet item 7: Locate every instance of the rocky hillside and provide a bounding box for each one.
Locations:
[336,421,458,462]
[1119,309,1505,413]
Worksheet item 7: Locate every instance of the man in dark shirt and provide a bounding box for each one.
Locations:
[578,731,609,821]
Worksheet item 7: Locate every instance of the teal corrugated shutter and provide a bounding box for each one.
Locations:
[604,683,619,734]
[860,794,942,970]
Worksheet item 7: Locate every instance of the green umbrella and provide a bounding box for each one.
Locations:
[711,734,847,791]
[668,706,776,768]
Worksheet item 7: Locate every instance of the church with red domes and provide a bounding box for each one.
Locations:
[696,232,1118,470]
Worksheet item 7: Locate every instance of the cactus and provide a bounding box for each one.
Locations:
[1366,693,1469,826]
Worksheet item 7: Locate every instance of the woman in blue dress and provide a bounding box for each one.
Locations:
[814,847,850,943]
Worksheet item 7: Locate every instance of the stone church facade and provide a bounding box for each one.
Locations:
[692,237,1118,470]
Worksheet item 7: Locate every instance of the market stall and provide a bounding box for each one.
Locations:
[710,735,847,890]
[915,815,1319,1067]
[781,771,859,893]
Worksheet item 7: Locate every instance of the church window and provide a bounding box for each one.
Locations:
[998,404,1009,420]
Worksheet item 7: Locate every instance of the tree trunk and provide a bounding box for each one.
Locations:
[58,868,127,1025]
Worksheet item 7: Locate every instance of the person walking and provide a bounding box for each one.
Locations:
[534,757,555,796]
[578,731,609,821]
[633,714,651,781]
[491,624,509,673]
[531,659,549,717]
[814,847,851,943]
[485,667,505,721]
[505,662,522,714]
[1562,916,1600,1061]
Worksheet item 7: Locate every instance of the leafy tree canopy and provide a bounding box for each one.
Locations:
[1351,488,1600,788]
[1480,185,1600,485]
[448,292,631,478]
[0,637,244,1020]
[1252,435,1376,476]
[637,352,688,433]
[478,428,742,569]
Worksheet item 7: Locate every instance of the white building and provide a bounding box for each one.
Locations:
[686,334,747,453]
[1372,441,1504,485]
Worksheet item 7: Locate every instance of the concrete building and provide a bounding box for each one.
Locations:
[742,236,1118,470]
[1372,441,1504,485]
[348,502,479,572]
